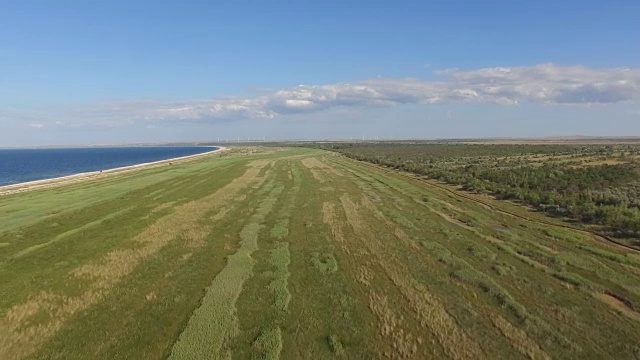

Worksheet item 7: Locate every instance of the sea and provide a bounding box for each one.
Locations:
[0,146,217,187]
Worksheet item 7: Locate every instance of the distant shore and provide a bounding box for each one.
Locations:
[0,146,227,196]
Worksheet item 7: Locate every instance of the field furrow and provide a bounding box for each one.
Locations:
[1,147,639,359]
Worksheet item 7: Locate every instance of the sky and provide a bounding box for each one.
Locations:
[1,0,639,146]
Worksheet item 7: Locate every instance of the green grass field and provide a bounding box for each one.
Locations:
[2,147,640,359]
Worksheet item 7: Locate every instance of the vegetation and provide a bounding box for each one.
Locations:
[312,142,640,243]
[1,146,640,359]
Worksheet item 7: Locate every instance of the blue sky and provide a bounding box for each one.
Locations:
[1,0,639,146]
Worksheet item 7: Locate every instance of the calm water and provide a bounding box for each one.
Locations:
[0,146,216,186]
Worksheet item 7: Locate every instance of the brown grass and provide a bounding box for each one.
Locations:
[0,290,104,360]
[321,202,351,256]
[169,180,284,359]
[300,158,326,183]
[301,156,345,182]
[357,266,373,286]
[595,292,640,322]
[359,195,420,251]
[318,157,346,177]
[368,291,420,359]
[151,201,176,213]
[492,315,550,360]
[340,194,486,360]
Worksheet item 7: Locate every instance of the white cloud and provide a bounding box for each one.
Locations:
[437,64,637,104]
[9,64,640,126]
[29,123,44,129]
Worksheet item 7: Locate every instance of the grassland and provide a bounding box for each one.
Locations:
[1,147,640,359]
[316,142,640,242]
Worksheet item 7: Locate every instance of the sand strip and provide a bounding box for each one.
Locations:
[0,146,227,196]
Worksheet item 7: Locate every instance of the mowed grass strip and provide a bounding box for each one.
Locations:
[0,158,272,360]
[268,243,292,312]
[0,151,229,234]
[339,194,486,359]
[252,327,283,360]
[230,160,301,359]
[169,179,284,359]
[4,148,640,359]
[10,206,133,259]
[330,155,640,357]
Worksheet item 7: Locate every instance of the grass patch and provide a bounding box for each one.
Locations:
[540,227,586,242]
[327,334,345,356]
[450,268,528,321]
[270,218,289,240]
[492,262,516,276]
[3,147,640,359]
[467,243,497,262]
[577,245,634,265]
[252,327,283,360]
[552,271,591,290]
[11,206,133,259]
[311,252,339,274]
[169,182,283,359]
[268,242,292,311]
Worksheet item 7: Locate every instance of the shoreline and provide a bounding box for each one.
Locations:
[0,146,228,196]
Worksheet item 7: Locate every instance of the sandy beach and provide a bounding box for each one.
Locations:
[0,146,227,196]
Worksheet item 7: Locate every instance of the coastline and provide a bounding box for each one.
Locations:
[0,146,227,196]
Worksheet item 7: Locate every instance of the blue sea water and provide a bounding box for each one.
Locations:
[0,146,217,186]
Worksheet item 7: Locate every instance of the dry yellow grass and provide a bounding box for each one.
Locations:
[595,292,640,322]
[368,291,420,359]
[359,195,420,251]
[340,194,486,360]
[0,290,104,360]
[151,201,176,213]
[301,156,345,182]
[169,180,283,359]
[491,315,551,360]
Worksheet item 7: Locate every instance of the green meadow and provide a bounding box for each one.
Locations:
[1,147,640,359]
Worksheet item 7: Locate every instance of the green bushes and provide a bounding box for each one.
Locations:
[315,142,640,238]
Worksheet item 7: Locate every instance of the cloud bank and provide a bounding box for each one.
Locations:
[18,64,640,125]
